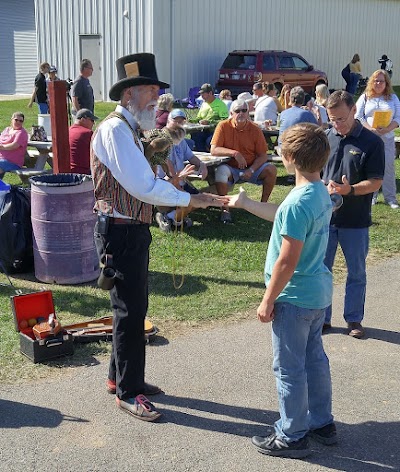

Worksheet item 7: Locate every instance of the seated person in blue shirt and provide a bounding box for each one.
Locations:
[278,86,320,145]
[155,109,209,232]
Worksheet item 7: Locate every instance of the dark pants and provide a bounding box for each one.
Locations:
[191,130,213,152]
[94,222,152,400]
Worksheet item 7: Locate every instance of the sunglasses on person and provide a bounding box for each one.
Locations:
[13,118,24,123]
[234,108,248,114]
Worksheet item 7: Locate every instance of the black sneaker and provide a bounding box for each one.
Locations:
[322,323,332,334]
[251,433,310,459]
[308,422,337,445]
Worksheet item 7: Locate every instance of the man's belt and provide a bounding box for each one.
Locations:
[109,217,146,225]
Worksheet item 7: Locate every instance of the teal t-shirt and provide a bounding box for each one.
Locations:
[264,181,333,309]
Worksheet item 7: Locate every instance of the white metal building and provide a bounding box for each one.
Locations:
[0,0,38,94]
[1,0,399,100]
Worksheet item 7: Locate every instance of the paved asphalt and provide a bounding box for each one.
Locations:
[0,256,399,472]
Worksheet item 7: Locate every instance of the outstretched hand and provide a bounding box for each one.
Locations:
[190,193,229,209]
[226,186,248,209]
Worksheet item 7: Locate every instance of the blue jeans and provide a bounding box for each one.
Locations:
[324,226,369,324]
[347,73,360,95]
[0,159,21,172]
[272,302,333,442]
[37,102,49,114]
[191,130,212,152]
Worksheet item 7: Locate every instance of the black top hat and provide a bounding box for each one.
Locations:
[109,53,169,101]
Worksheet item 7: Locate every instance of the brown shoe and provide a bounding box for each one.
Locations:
[116,395,162,422]
[347,322,365,338]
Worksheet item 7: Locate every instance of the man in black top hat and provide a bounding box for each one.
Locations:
[91,53,226,421]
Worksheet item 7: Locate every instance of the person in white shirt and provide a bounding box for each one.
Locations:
[254,82,283,126]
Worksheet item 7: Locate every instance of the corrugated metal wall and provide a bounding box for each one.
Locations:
[0,0,37,94]
[32,0,399,101]
[164,0,400,99]
[34,0,155,101]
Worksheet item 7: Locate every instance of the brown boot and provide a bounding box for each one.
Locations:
[347,322,365,338]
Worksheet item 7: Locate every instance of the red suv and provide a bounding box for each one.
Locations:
[216,50,328,96]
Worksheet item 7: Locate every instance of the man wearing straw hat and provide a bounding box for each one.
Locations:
[91,53,226,422]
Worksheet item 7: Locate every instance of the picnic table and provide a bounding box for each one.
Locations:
[27,141,53,170]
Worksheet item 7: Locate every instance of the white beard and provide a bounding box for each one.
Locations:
[127,100,156,131]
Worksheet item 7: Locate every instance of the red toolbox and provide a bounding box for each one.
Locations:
[11,290,74,363]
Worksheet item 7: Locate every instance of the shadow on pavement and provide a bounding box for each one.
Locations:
[323,326,400,345]
[307,420,400,471]
[0,399,89,429]
[158,396,399,470]
[157,394,276,437]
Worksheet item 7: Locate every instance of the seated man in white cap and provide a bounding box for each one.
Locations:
[211,99,277,223]
[155,108,209,231]
[91,53,227,422]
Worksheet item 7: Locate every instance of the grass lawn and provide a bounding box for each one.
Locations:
[0,97,399,383]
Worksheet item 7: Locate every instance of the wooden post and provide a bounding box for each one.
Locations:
[48,81,71,174]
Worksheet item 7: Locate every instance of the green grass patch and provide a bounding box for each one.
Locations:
[0,98,399,383]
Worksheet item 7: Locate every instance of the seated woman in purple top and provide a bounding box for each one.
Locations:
[155,93,175,129]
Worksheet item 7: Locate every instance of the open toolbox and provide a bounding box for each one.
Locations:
[11,290,74,363]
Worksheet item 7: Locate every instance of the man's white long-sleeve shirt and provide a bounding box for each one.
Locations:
[92,105,190,209]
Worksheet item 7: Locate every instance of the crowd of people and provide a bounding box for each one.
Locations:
[0,50,398,461]
[84,53,393,463]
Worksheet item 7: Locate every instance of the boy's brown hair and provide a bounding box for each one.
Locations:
[280,123,329,173]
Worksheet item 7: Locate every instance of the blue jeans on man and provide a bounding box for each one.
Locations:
[272,302,333,442]
[323,226,369,324]
[37,102,49,114]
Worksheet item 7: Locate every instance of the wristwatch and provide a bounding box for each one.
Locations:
[348,185,355,196]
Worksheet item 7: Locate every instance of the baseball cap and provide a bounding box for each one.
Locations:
[198,83,213,94]
[76,108,98,120]
[231,99,248,113]
[237,92,254,103]
[49,65,57,73]
[169,109,186,119]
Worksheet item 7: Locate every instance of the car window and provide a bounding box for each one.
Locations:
[262,54,275,70]
[292,56,309,70]
[222,54,257,69]
[278,56,295,69]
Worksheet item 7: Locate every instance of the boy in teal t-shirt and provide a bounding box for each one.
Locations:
[228,123,336,459]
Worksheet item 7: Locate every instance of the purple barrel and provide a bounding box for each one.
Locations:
[30,174,99,284]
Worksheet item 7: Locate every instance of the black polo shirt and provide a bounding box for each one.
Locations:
[322,120,384,228]
[34,72,47,103]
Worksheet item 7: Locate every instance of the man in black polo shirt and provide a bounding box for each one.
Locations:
[28,62,50,113]
[322,91,384,338]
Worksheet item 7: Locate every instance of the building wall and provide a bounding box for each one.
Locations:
[163,0,400,100]
[34,0,156,100]
[0,0,37,95]
[32,0,400,102]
